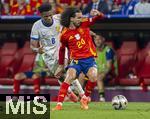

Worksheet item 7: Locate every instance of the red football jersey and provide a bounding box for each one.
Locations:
[59,14,104,64]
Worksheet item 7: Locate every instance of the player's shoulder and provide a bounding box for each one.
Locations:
[32,19,42,28]
[82,17,89,22]
[53,14,61,22]
[61,27,69,36]
[53,14,61,20]
[81,17,90,27]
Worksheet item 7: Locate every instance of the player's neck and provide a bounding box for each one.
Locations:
[41,19,53,27]
[69,24,76,30]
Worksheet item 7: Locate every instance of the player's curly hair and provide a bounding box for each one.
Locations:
[60,7,81,27]
[38,3,52,13]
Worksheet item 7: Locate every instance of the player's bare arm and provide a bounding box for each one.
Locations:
[90,9,104,17]
[30,39,45,54]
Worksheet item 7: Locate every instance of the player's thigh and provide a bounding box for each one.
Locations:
[86,67,98,82]
[14,72,27,80]
[64,68,77,84]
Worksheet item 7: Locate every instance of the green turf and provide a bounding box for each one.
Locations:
[50,102,150,119]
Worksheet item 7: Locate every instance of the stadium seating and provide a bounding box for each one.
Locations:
[144,78,150,85]
[0,55,14,77]
[45,77,59,86]
[138,55,150,85]
[117,41,140,85]
[118,55,136,77]
[17,54,35,73]
[0,41,149,86]
[105,41,114,48]
[0,78,13,85]
[8,41,34,75]
[118,55,140,85]
[119,78,140,86]
[135,42,150,85]
[1,42,18,55]
[22,41,34,54]
[118,41,138,55]
[0,53,36,85]
[9,49,25,75]
[0,41,60,86]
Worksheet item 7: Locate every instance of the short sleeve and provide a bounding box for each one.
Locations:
[106,48,115,60]
[30,22,39,40]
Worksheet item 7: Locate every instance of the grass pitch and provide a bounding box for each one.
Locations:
[50,102,150,119]
[0,101,149,119]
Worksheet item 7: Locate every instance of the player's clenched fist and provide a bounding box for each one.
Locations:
[90,9,104,17]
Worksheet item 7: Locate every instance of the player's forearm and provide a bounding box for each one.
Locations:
[30,40,42,53]
[90,12,104,25]
[30,43,44,54]
[30,45,39,53]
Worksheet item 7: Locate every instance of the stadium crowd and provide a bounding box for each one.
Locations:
[1,0,150,15]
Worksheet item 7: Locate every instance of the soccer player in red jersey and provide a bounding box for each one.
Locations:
[53,7,104,110]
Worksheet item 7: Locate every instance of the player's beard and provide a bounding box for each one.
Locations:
[46,19,53,25]
[73,22,81,28]
[44,17,53,25]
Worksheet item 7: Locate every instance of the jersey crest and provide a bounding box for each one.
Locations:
[75,34,80,40]
[56,25,60,32]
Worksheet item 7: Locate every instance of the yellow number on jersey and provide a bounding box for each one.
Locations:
[77,38,85,48]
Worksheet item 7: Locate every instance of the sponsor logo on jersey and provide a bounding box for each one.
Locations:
[69,36,74,40]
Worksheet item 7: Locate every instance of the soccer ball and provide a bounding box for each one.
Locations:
[112,95,128,110]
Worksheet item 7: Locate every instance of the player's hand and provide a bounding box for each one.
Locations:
[38,46,45,54]
[54,65,64,78]
[90,9,104,17]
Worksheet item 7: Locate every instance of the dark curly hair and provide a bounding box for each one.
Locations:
[38,3,52,13]
[60,7,81,27]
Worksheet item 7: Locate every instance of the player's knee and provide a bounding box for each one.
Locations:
[14,73,24,80]
[67,68,76,79]
[87,68,98,82]
[65,73,76,83]
[97,78,103,83]
[89,74,97,82]
[32,74,40,79]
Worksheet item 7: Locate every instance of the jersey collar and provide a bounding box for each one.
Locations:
[41,18,53,27]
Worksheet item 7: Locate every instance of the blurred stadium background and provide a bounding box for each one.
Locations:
[0,0,150,103]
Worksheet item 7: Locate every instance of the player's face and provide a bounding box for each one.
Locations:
[71,12,83,27]
[94,35,104,48]
[41,10,53,24]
